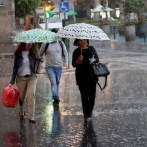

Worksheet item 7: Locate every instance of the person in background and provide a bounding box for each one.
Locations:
[39,29,68,107]
[24,26,27,31]
[72,39,99,122]
[10,42,40,124]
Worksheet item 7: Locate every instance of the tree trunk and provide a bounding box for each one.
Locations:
[85,0,91,19]
[25,15,32,30]
[119,0,123,13]
[93,0,100,20]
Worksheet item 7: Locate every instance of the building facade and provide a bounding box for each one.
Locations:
[0,0,15,53]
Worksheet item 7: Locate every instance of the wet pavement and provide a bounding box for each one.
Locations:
[1,40,147,146]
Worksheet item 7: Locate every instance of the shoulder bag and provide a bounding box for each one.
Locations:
[89,47,110,90]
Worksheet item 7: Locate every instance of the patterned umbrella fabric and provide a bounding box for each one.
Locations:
[56,23,110,40]
[12,28,60,43]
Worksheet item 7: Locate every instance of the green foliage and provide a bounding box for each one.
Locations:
[118,20,138,26]
[123,0,147,15]
[138,18,147,23]
[67,19,120,27]
[15,0,42,18]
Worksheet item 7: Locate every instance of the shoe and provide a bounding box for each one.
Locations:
[53,99,60,109]
[84,117,92,122]
[19,112,25,119]
[29,119,36,124]
[54,99,60,104]
[53,99,60,106]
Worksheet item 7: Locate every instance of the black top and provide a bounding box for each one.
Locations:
[72,46,99,85]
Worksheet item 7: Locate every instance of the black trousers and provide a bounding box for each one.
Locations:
[78,81,96,118]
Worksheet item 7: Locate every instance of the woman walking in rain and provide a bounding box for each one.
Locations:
[10,42,40,123]
[72,39,99,122]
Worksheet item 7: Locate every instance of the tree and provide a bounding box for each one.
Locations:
[100,0,107,7]
[15,0,42,30]
[123,0,146,20]
[74,0,93,19]
[85,0,91,19]
[76,0,85,3]
[15,0,42,18]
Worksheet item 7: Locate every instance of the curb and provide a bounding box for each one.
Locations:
[0,53,14,59]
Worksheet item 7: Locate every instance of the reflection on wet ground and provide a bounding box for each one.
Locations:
[1,42,147,146]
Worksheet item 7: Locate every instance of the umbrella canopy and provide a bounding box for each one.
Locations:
[92,4,113,13]
[56,23,110,40]
[12,28,60,43]
[67,10,77,16]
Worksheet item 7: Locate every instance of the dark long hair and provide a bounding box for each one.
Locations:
[14,42,36,57]
[73,39,89,47]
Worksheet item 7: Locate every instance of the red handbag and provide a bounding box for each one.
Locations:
[2,85,18,108]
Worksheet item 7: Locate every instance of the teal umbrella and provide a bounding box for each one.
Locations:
[67,10,77,16]
[12,28,60,43]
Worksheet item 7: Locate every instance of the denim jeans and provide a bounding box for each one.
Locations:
[46,67,62,100]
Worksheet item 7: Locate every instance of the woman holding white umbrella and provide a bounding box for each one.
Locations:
[72,39,99,122]
[56,22,110,122]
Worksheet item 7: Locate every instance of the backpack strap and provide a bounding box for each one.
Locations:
[96,76,107,90]
[58,40,64,57]
[44,43,49,55]
[89,46,99,62]
[44,41,64,57]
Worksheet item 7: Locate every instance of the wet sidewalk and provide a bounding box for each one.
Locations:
[1,40,147,146]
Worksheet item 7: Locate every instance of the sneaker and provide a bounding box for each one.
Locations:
[53,99,60,108]
[54,99,60,104]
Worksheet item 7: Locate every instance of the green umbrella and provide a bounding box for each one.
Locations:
[67,10,77,16]
[12,28,60,43]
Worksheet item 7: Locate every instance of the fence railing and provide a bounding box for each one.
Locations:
[15,25,25,30]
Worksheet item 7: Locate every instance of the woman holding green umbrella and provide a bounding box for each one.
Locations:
[9,42,40,123]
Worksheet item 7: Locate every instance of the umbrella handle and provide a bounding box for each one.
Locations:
[81,49,82,56]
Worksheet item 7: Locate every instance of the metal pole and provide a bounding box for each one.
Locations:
[45,18,48,30]
[64,13,66,26]
[106,0,108,7]
[113,28,116,40]
[106,11,108,21]
[143,32,146,43]
[61,0,70,68]
[106,0,108,21]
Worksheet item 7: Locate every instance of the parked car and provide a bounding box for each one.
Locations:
[38,15,63,30]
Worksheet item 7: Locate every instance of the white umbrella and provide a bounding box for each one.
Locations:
[92,4,113,13]
[56,23,110,41]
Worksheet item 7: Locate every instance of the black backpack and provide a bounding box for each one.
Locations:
[44,40,64,57]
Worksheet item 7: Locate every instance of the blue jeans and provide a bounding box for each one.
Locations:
[46,67,62,100]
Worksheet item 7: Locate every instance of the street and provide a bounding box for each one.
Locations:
[0,40,147,147]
